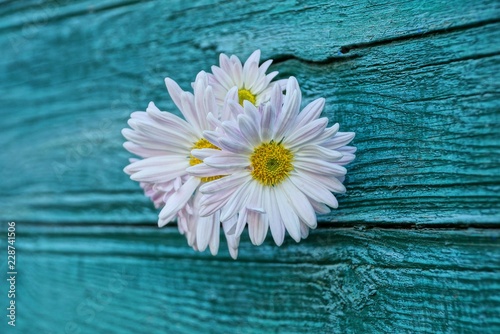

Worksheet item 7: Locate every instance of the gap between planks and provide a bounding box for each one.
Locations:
[272,17,500,65]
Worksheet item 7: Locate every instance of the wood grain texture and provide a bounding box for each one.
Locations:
[1,0,499,225]
[275,23,500,225]
[1,2,499,333]
[1,224,498,334]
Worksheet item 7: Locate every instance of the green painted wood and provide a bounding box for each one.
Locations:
[1,2,499,333]
[0,0,499,225]
[1,224,499,333]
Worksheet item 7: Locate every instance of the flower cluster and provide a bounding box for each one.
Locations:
[123,50,356,259]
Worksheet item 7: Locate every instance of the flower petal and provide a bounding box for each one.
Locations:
[289,172,339,209]
[125,157,189,183]
[248,210,268,246]
[196,215,213,252]
[237,113,261,146]
[300,222,310,239]
[275,186,301,242]
[200,171,250,194]
[295,144,343,162]
[204,151,249,169]
[158,176,201,225]
[282,179,317,229]
[208,214,221,256]
[186,163,231,178]
[294,98,325,129]
[211,65,236,90]
[285,118,328,149]
[219,177,254,221]
[267,187,285,246]
[323,131,356,149]
[294,156,347,177]
[218,137,253,154]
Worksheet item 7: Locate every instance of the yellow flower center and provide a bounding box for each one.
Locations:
[250,141,294,186]
[190,138,223,182]
[238,88,256,106]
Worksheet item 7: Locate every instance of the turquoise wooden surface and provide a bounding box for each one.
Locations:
[0,0,499,333]
[3,224,500,333]
[1,0,499,225]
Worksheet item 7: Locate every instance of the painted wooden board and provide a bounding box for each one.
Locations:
[0,0,499,225]
[1,1,499,332]
[1,224,499,333]
[0,0,500,334]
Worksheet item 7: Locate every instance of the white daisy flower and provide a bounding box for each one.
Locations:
[122,71,240,257]
[207,49,287,107]
[188,77,356,247]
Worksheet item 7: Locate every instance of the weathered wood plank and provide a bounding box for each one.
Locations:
[1,0,499,60]
[274,23,500,225]
[2,224,499,333]
[0,0,499,224]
